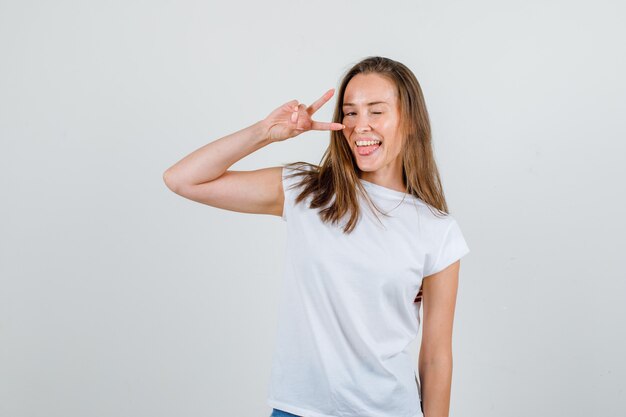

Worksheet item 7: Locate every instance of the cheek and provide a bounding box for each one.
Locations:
[379,122,396,140]
[384,118,401,138]
[382,123,402,151]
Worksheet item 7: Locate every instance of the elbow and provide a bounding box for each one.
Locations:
[163,169,182,193]
[419,341,452,362]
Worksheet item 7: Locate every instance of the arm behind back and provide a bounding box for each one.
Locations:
[165,166,285,217]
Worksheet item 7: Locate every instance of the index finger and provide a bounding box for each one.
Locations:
[307,88,336,115]
[310,120,345,131]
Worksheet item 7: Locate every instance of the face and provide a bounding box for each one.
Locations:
[342,73,404,184]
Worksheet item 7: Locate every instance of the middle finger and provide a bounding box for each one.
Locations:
[307,88,335,115]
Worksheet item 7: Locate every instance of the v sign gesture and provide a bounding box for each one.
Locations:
[163,88,346,218]
[263,88,345,143]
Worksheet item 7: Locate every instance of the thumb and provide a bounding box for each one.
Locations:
[286,99,299,111]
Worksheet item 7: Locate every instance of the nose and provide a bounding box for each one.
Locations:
[354,115,372,133]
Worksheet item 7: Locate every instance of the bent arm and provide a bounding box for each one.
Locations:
[163,120,271,188]
[162,120,285,217]
[162,90,341,217]
[418,260,460,417]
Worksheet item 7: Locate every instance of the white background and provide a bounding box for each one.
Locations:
[1,1,625,416]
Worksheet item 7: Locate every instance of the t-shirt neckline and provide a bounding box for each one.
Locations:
[359,178,414,200]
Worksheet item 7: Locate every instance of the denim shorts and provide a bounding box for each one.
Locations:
[270,408,301,417]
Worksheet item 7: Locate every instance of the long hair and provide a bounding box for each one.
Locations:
[284,56,449,234]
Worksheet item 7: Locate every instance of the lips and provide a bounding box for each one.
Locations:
[352,135,382,157]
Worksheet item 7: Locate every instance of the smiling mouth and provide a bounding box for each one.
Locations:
[354,139,382,147]
[354,140,381,156]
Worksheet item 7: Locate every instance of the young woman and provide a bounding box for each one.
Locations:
[163,56,470,417]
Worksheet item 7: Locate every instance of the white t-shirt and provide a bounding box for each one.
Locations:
[267,165,470,417]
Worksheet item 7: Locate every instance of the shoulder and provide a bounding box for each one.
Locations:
[411,203,465,248]
[421,209,470,276]
[417,201,457,228]
[283,161,318,174]
[282,162,319,191]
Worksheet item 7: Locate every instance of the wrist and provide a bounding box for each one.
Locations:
[252,119,273,145]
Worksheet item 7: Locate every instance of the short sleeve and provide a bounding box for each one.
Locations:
[281,163,315,222]
[423,218,470,277]
[281,165,303,222]
[281,166,291,222]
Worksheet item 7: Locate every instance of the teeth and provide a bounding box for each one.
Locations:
[355,140,381,147]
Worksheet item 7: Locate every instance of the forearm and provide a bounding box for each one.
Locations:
[418,354,453,417]
[163,119,271,187]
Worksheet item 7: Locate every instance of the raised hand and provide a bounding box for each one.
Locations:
[263,88,345,143]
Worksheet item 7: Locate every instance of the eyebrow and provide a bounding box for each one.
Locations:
[342,101,389,107]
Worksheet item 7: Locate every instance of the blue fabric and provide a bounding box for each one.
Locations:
[270,408,301,417]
